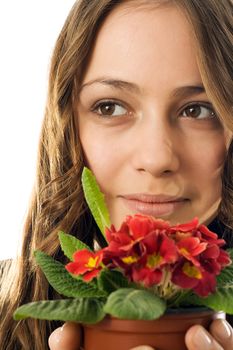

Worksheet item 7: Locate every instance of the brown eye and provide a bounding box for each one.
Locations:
[181,104,215,119]
[99,103,116,115]
[93,101,127,117]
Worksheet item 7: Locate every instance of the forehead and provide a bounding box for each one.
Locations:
[82,2,201,92]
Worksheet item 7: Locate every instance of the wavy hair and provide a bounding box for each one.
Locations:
[0,0,232,348]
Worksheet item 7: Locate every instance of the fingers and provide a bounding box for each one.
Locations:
[47,320,233,350]
[185,322,228,350]
[209,319,233,350]
[48,322,82,350]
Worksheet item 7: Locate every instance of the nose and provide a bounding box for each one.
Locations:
[131,115,180,177]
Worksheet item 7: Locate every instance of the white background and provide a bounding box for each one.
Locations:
[0,1,75,259]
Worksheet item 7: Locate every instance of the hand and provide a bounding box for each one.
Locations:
[48,319,233,350]
[48,324,155,350]
[185,319,233,350]
[48,322,82,350]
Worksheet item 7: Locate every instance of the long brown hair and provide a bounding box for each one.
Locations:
[0,0,232,348]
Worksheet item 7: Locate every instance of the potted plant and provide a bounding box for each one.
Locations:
[14,167,233,350]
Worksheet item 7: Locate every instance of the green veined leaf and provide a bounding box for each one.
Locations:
[81,167,110,240]
[34,251,106,298]
[190,285,233,315]
[58,231,92,261]
[97,269,130,294]
[167,290,193,308]
[104,288,166,320]
[14,298,106,324]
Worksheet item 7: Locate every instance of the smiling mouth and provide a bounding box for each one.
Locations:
[120,194,189,217]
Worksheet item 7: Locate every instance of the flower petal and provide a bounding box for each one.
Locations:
[132,267,162,287]
[65,262,86,275]
[193,271,216,297]
[171,217,199,232]
[83,269,102,282]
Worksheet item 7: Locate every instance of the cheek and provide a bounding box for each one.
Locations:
[81,137,119,170]
[204,142,226,175]
[78,124,123,192]
[187,135,227,214]
[186,133,227,175]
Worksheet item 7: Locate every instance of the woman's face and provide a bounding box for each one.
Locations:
[76,3,231,228]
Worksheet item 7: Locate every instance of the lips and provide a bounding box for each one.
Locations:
[120,194,188,217]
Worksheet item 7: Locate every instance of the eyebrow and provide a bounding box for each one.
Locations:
[172,85,205,99]
[79,77,206,98]
[79,77,141,94]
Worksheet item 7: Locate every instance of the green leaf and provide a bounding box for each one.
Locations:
[98,270,130,294]
[104,288,166,320]
[81,167,110,239]
[58,231,92,260]
[189,285,233,315]
[14,298,106,324]
[35,251,106,298]
[227,248,233,259]
[167,290,193,308]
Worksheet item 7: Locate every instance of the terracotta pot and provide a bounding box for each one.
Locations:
[83,308,225,350]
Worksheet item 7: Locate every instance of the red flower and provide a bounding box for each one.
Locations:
[172,261,203,289]
[166,217,231,296]
[67,215,231,298]
[132,266,163,287]
[126,214,170,240]
[193,271,216,296]
[142,231,178,267]
[171,217,199,233]
[105,224,132,255]
[65,249,103,282]
[177,237,207,266]
[217,249,232,266]
[105,214,170,253]
[103,215,178,288]
[172,261,216,296]
[198,224,225,244]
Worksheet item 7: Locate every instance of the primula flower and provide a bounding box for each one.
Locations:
[171,223,231,296]
[126,214,170,240]
[66,249,103,282]
[177,237,207,266]
[197,224,226,245]
[170,217,200,233]
[106,214,170,248]
[103,215,231,296]
[132,266,163,288]
[126,232,178,287]
[171,261,217,296]
[142,231,178,266]
[104,215,178,287]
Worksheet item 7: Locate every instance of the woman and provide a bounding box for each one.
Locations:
[0,0,232,349]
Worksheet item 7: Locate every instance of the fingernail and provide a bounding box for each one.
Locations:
[214,320,232,339]
[48,327,63,349]
[193,328,212,348]
[55,328,63,344]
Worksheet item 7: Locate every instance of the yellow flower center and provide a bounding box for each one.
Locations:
[182,262,202,279]
[86,257,98,268]
[122,255,138,264]
[147,254,163,268]
[179,247,189,256]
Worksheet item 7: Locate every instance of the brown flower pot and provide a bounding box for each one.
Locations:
[83,308,225,350]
